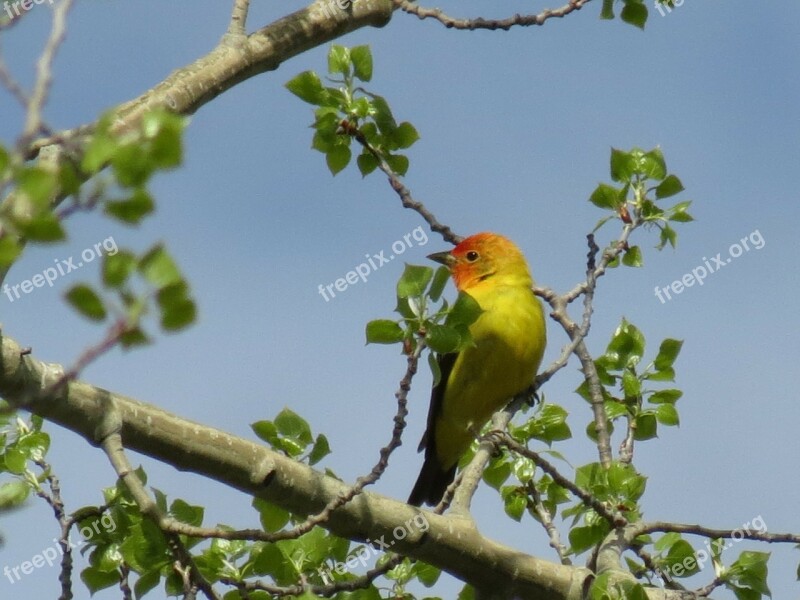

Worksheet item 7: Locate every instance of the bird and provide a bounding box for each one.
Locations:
[408,232,546,506]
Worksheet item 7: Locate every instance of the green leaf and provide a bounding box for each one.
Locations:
[327,45,350,76]
[425,324,463,354]
[103,250,137,287]
[645,367,675,382]
[350,45,373,82]
[392,122,420,149]
[655,174,684,199]
[385,153,409,176]
[657,223,677,249]
[0,480,30,508]
[170,498,204,527]
[413,561,441,587]
[589,183,622,209]
[357,152,379,176]
[65,284,107,321]
[370,94,397,134]
[622,245,643,267]
[428,266,450,302]
[648,389,682,404]
[133,569,161,598]
[285,71,327,105]
[251,420,278,445]
[610,148,632,182]
[501,487,526,522]
[446,292,483,328]
[600,0,614,19]
[308,434,331,465]
[569,523,608,555]
[105,189,154,224]
[633,412,657,440]
[483,457,511,489]
[606,318,646,369]
[81,566,119,594]
[253,497,291,533]
[16,213,65,242]
[397,264,433,298]
[654,338,683,370]
[16,166,58,205]
[111,143,153,188]
[142,109,184,169]
[0,145,9,174]
[0,236,22,267]
[274,408,313,446]
[428,352,442,387]
[621,1,648,29]
[138,245,181,289]
[655,403,679,426]
[621,369,641,398]
[326,144,351,175]
[641,147,667,179]
[156,282,196,331]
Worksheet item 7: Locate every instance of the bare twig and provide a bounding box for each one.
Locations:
[347,125,462,245]
[22,0,75,148]
[526,479,571,565]
[391,0,592,31]
[43,319,131,397]
[227,0,250,36]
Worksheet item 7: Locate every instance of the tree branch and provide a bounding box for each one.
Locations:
[390,0,593,31]
[0,330,588,598]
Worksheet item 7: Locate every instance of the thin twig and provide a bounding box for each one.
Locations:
[391,0,593,31]
[526,479,571,565]
[346,124,462,245]
[22,0,75,148]
[227,0,250,36]
[490,431,624,527]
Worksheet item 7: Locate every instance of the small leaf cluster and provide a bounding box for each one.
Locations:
[251,407,331,467]
[565,461,646,555]
[82,471,206,597]
[480,403,573,522]
[0,144,75,259]
[0,109,195,338]
[600,0,653,29]
[590,146,693,259]
[365,264,482,383]
[286,45,420,176]
[627,532,771,599]
[577,318,683,442]
[65,241,197,341]
[0,414,49,511]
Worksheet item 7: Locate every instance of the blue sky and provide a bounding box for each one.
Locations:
[1,0,799,598]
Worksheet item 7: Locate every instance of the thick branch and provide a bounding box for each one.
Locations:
[0,330,586,599]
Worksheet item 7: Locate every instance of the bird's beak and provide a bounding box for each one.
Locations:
[427,251,455,267]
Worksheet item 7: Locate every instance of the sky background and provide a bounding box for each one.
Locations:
[1,0,799,598]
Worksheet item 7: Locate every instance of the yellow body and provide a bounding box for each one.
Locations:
[435,280,545,469]
[408,232,546,506]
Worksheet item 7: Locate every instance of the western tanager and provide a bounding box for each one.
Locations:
[408,232,546,506]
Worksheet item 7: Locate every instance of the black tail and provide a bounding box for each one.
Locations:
[407,457,457,506]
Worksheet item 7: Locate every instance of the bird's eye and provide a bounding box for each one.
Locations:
[466,251,479,262]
